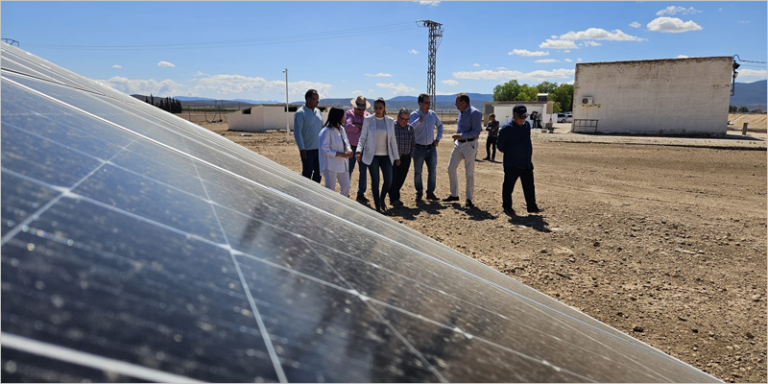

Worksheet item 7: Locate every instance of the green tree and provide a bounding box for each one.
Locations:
[536,81,559,94]
[551,83,574,112]
[738,106,749,113]
[493,80,523,101]
[729,105,737,113]
[553,102,562,113]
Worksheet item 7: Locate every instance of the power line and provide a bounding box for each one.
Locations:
[24,22,420,51]
[734,54,767,64]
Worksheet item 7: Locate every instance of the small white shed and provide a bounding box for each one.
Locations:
[228,104,331,132]
[483,100,556,126]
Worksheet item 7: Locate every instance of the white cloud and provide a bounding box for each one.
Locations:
[157,61,175,68]
[112,64,122,69]
[563,79,575,85]
[497,66,507,70]
[551,35,558,39]
[647,17,703,33]
[583,41,602,47]
[352,90,363,95]
[473,63,480,67]
[559,28,645,42]
[738,69,768,79]
[535,59,560,63]
[718,8,722,12]
[418,1,440,6]
[564,58,573,62]
[539,39,579,49]
[656,6,701,16]
[738,21,750,24]
[193,71,210,77]
[368,89,374,93]
[442,80,459,86]
[97,76,187,97]
[564,50,571,53]
[376,82,417,96]
[193,74,332,97]
[629,21,642,28]
[452,68,576,81]
[509,49,549,57]
[577,58,582,62]
[408,49,419,54]
[676,55,689,59]
[365,73,393,77]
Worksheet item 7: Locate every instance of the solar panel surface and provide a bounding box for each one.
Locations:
[1,43,720,382]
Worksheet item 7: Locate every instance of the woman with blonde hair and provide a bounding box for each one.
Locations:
[319,107,354,196]
[355,98,400,213]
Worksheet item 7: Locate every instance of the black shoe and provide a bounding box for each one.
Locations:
[426,193,439,201]
[415,194,423,202]
[391,200,403,207]
[483,157,490,161]
[356,195,369,204]
[527,207,544,214]
[442,195,460,202]
[380,203,388,213]
[503,207,515,215]
[465,199,474,208]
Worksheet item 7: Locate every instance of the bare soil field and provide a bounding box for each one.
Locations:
[201,121,767,382]
[729,113,767,131]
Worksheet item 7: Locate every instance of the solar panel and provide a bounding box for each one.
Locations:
[1,42,720,382]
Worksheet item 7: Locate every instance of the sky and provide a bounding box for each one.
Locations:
[2,1,766,102]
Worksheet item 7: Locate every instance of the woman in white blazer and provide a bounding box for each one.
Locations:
[319,107,354,196]
[355,98,400,213]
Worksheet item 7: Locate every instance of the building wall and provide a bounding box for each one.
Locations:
[228,106,329,132]
[573,57,733,136]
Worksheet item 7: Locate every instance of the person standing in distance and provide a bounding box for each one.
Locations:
[344,96,371,203]
[389,108,415,207]
[294,89,324,182]
[483,113,499,161]
[496,105,544,215]
[409,93,443,202]
[444,93,482,207]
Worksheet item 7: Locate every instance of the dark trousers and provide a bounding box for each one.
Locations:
[349,145,368,196]
[301,149,322,183]
[485,136,497,160]
[368,155,393,209]
[502,167,537,210]
[389,155,411,203]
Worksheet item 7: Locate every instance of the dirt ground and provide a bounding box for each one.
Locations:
[200,121,767,382]
[729,113,768,131]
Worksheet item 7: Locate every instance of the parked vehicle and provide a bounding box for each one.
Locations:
[557,113,573,123]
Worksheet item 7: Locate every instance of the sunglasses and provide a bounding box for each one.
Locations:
[420,101,431,104]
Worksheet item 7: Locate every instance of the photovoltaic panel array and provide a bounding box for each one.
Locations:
[0,43,720,383]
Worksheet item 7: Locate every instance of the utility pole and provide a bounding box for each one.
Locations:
[283,68,290,141]
[418,20,443,111]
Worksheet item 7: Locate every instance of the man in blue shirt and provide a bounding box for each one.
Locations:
[293,89,324,183]
[409,94,444,202]
[496,105,543,215]
[444,93,482,207]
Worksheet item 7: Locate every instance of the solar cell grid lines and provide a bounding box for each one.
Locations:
[1,42,721,382]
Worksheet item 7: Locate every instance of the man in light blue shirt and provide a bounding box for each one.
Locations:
[293,89,324,183]
[409,93,444,202]
[444,93,483,207]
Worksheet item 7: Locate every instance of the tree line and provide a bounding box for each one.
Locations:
[492,80,574,113]
[145,94,183,114]
[729,105,764,113]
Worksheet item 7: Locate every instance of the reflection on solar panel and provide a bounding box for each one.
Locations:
[1,42,720,383]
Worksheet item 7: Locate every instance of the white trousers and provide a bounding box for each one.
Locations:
[447,140,477,200]
[322,169,351,197]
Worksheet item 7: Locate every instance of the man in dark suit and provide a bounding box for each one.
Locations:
[496,105,543,215]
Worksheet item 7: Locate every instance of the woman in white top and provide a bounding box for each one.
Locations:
[319,107,354,196]
[355,98,400,213]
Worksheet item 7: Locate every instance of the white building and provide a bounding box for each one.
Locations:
[572,57,734,136]
[483,100,556,126]
[228,104,330,132]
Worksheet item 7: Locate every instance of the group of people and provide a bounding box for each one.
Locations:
[293,89,542,215]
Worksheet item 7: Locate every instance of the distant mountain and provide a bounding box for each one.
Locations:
[731,80,767,110]
[389,93,494,102]
[233,98,283,105]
